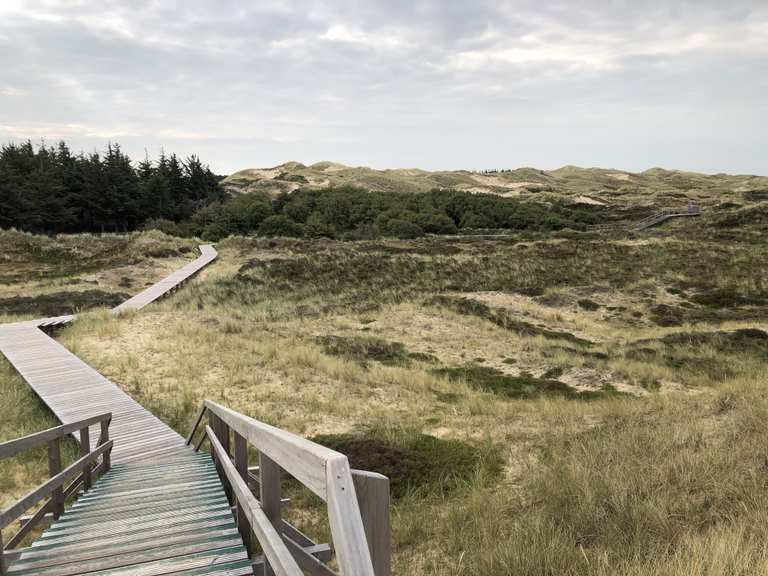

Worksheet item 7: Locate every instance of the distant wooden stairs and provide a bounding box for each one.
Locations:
[587,205,702,232]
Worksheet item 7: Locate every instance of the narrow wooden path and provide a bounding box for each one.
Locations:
[113,245,217,313]
[0,245,254,575]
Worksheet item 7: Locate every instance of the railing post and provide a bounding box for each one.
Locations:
[1,529,6,575]
[99,418,111,473]
[208,413,219,465]
[220,421,230,456]
[48,438,65,520]
[234,432,252,555]
[259,453,282,576]
[79,426,91,491]
[352,470,391,576]
[219,419,232,503]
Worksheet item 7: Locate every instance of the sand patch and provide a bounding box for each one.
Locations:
[469,174,540,190]
[574,195,607,206]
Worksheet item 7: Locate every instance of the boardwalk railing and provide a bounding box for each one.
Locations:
[0,413,113,573]
[586,204,702,232]
[187,400,391,576]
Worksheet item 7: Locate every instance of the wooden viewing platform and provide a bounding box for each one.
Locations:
[0,245,390,575]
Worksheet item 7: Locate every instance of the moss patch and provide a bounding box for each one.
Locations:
[315,335,410,367]
[430,295,593,346]
[637,328,768,352]
[311,428,503,499]
[0,290,130,317]
[577,299,601,311]
[434,364,616,400]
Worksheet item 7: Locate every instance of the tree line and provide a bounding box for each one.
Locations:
[1,140,601,240]
[155,185,600,240]
[0,140,224,233]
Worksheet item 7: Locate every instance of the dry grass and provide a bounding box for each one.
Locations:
[3,229,768,574]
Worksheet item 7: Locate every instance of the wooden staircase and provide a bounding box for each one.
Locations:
[586,205,701,232]
[633,206,701,230]
[6,454,253,576]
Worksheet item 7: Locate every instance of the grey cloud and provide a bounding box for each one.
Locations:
[0,0,765,174]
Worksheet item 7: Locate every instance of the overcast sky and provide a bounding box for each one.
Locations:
[1,1,766,175]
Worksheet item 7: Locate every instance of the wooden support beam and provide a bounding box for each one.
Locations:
[48,438,64,520]
[282,537,336,576]
[234,431,252,555]
[0,530,6,575]
[352,470,391,576]
[260,453,282,576]
[326,457,376,576]
[79,426,92,491]
[99,418,111,473]
[185,404,207,445]
[5,499,54,549]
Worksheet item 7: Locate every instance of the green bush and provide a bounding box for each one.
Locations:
[385,219,424,239]
[258,215,304,237]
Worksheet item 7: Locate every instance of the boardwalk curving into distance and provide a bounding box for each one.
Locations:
[0,245,255,575]
[113,244,217,313]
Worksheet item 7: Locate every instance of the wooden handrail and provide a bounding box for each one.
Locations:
[0,413,111,460]
[206,426,303,576]
[195,401,389,576]
[0,440,113,530]
[1,416,113,574]
[204,400,340,499]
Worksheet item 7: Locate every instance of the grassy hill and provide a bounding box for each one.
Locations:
[222,161,768,210]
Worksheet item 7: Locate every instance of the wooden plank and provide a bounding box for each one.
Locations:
[79,427,92,491]
[326,457,376,576]
[48,438,65,520]
[10,531,243,572]
[352,470,391,576]
[112,245,217,313]
[233,432,252,555]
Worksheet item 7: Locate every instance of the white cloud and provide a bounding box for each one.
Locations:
[320,24,411,49]
[0,87,27,97]
[447,19,768,73]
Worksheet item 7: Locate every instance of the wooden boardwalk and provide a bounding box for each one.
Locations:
[113,245,217,313]
[0,245,255,575]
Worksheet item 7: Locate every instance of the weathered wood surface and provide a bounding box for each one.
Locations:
[113,244,217,313]
[3,244,216,330]
[5,454,253,576]
[0,325,187,463]
[0,245,253,575]
[203,401,379,576]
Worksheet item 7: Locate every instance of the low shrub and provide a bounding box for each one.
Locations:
[434,364,615,400]
[315,335,410,367]
[312,427,503,499]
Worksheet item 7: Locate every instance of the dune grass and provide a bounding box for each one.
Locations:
[3,229,768,574]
